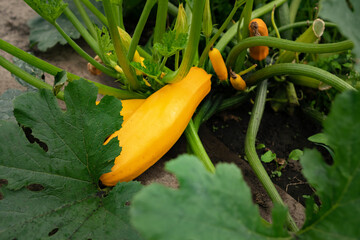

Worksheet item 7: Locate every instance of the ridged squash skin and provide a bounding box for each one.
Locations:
[100,67,212,186]
[248,18,269,61]
[209,47,228,81]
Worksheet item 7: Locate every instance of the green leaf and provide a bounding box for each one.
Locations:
[0,79,143,239]
[24,0,68,23]
[28,1,104,51]
[261,150,277,163]
[53,70,67,95]
[256,143,266,149]
[131,154,291,240]
[12,56,45,91]
[307,133,335,158]
[288,149,303,161]
[319,0,360,72]
[297,90,360,239]
[0,89,23,121]
[154,30,188,58]
[131,59,161,79]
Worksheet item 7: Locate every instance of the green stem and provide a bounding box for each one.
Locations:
[175,52,180,70]
[271,5,281,39]
[237,0,254,41]
[118,1,125,29]
[103,0,140,90]
[162,0,206,83]
[226,37,353,67]
[53,21,118,78]
[63,7,100,56]
[269,21,337,36]
[198,0,246,67]
[159,56,168,71]
[289,0,301,24]
[73,0,97,39]
[80,0,108,27]
[185,119,215,173]
[214,0,287,52]
[0,39,145,99]
[167,2,178,16]
[245,63,355,92]
[0,55,64,100]
[245,80,298,232]
[128,0,157,62]
[217,92,251,112]
[153,0,168,45]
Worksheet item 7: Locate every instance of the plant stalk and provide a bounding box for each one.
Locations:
[0,55,64,100]
[245,80,299,232]
[245,63,355,92]
[53,21,118,78]
[80,0,108,26]
[185,119,215,173]
[103,0,140,90]
[0,39,145,99]
[73,0,97,39]
[226,37,353,67]
[162,0,206,83]
[153,0,168,45]
[127,0,157,62]
[63,7,100,55]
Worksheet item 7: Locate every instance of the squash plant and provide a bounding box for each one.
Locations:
[0,0,359,239]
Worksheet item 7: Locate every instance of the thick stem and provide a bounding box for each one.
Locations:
[245,80,299,232]
[103,0,140,90]
[0,39,145,99]
[0,55,64,100]
[53,21,118,78]
[80,0,108,26]
[127,0,157,62]
[245,63,355,92]
[73,0,97,39]
[153,0,168,45]
[269,21,337,36]
[185,119,215,173]
[226,37,354,67]
[162,0,206,83]
[198,0,245,67]
[63,7,100,55]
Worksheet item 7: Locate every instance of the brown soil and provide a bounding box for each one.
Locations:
[0,0,312,228]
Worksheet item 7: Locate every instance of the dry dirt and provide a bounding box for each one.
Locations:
[0,0,306,228]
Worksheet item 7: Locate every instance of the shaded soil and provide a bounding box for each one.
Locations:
[207,101,322,206]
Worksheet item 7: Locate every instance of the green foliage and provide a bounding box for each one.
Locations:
[12,56,44,91]
[24,0,68,23]
[0,80,143,239]
[131,59,161,79]
[53,70,67,95]
[131,154,290,240]
[154,30,188,58]
[28,0,103,51]
[261,150,277,163]
[0,89,23,121]
[288,149,303,161]
[319,0,360,72]
[298,90,360,239]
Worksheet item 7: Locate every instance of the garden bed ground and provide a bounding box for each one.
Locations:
[0,0,326,228]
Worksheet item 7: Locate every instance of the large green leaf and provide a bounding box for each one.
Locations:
[298,90,360,239]
[319,0,360,72]
[28,0,104,51]
[131,155,291,240]
[0,79,143,239]
[0,89,23,121]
